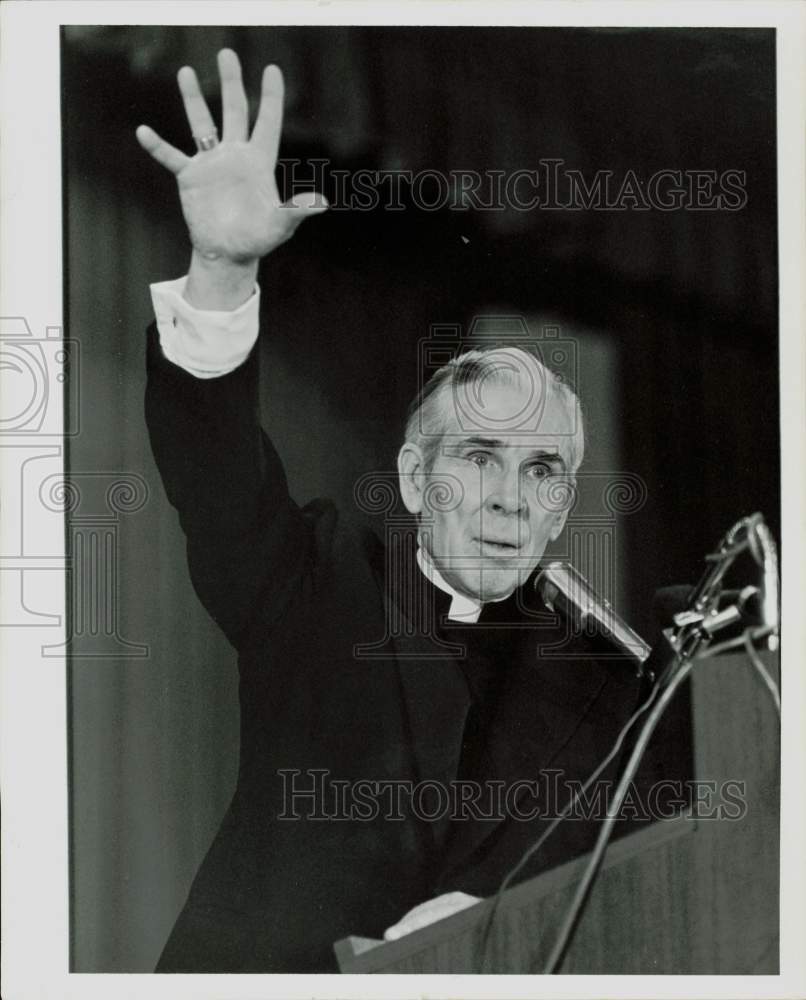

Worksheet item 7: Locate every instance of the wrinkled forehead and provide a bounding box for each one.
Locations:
[440,350,576,443]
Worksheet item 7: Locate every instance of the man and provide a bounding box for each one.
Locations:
[139,49,640,972]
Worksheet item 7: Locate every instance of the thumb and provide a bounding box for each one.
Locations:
[281,191,329,234]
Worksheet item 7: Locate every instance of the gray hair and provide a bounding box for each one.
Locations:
[403,345,585,475]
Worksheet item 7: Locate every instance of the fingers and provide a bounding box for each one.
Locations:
[285,191,329,213]
[135,124,189,174]
[218,48,249,143]
[252,64,284,164]
[177,64,218,144]
[280,191,329,237]
[174,53,282,157]
[383,893,480,941]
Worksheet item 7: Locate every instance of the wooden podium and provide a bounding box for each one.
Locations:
[334,651,780,974]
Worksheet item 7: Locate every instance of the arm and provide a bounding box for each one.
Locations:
[138,50,328,645]
[144,319,306,646]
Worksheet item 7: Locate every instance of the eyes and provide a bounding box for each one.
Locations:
[466,451,556,479]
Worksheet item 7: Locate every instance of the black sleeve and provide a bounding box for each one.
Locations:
[144,323,311,648]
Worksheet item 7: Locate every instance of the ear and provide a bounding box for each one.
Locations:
[397,442,427,514]
[549,506,569,541]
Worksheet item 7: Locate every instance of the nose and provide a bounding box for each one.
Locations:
[483,470,526,517]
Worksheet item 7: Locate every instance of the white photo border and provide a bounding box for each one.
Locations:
[1,2,804,998]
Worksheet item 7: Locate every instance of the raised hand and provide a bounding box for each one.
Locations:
[136,49,327,266]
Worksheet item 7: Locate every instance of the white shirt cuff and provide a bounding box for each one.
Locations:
[150,276,261,379]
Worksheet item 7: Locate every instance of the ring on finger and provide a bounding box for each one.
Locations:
[194,130,219,152]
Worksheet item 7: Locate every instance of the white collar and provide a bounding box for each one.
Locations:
[415,548,485,623]
[417,545,528,625]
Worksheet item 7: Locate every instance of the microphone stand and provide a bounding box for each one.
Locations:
[541,655,694,973]
[539,512,779,974]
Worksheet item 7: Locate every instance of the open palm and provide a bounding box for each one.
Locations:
[136,49,326,263]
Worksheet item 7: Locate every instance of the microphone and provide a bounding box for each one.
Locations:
[535,561,652,672]
[752,519,780,650]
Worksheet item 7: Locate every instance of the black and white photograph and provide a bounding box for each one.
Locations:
[1,4,804,997]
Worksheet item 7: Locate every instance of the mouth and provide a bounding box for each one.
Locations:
[476,538,523,556]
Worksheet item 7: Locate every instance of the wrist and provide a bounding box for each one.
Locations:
[184,250,259,311]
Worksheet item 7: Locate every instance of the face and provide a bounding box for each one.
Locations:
[399,374,576,602]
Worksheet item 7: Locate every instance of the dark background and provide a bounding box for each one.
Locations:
[62,25,778,971]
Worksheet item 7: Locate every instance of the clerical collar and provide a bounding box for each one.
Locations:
[416,547,511,624]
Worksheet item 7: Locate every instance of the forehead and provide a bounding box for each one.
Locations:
[436,370,575,453]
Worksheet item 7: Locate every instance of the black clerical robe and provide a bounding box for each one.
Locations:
[145,325,641,972]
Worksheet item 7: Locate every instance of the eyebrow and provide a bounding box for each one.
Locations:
[454,437,568,469]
